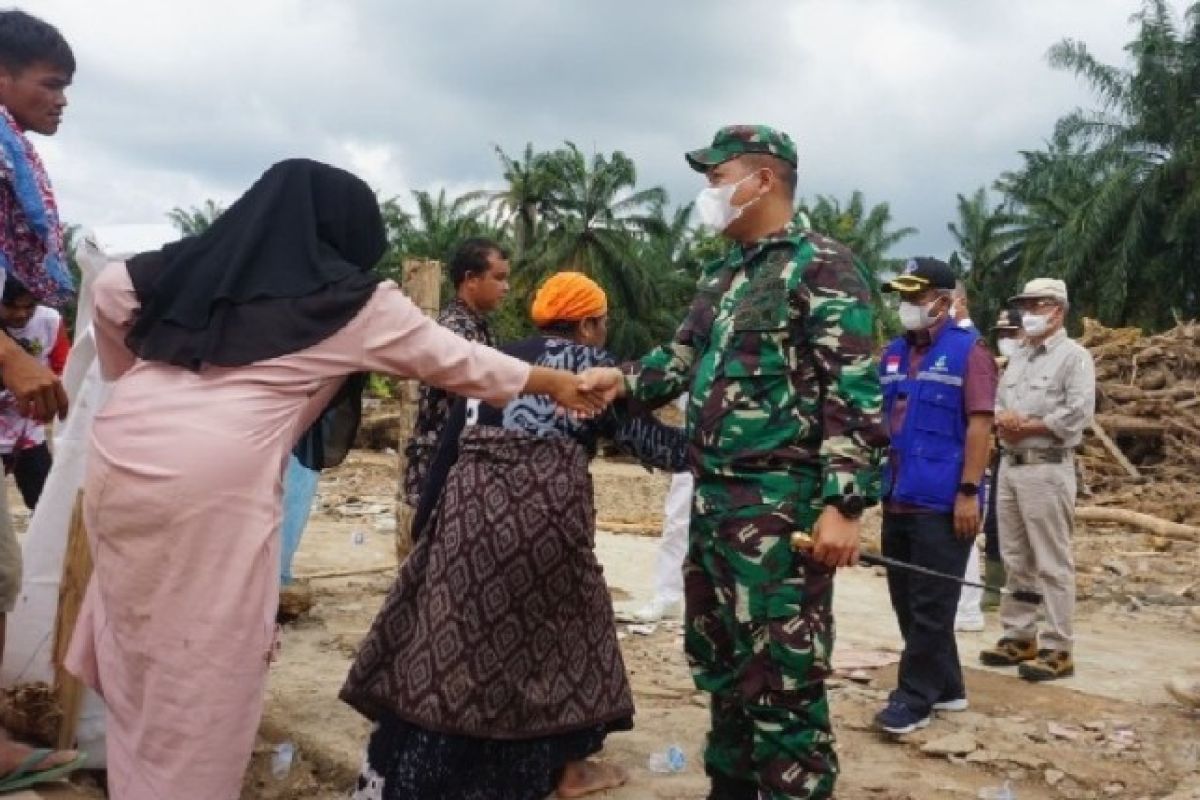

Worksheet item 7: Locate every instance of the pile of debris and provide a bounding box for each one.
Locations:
[1070,319,1200,607]
[1079,318,1200,525]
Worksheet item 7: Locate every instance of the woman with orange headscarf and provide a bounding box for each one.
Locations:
[342,272,687,800]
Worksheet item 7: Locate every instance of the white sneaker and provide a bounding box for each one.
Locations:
[955,615,986,632]
[932,697,970,712]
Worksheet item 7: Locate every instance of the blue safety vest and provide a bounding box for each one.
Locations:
[880,325,977,512]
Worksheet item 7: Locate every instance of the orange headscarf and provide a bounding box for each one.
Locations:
[530,271,608,326]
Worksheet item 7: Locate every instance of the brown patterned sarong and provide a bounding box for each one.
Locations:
[341,427,634,739]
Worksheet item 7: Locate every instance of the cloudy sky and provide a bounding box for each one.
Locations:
[26,0,1148,257]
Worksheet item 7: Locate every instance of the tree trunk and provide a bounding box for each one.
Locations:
[393,259,442,562]
[1076,506,1200,542]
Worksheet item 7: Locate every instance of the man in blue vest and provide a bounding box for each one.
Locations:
[874,257,997,734]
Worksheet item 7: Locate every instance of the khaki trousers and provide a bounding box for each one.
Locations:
[997,459,1077,651]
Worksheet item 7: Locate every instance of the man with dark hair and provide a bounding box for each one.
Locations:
[0,9,81,793]
[580,125,886,800]
[0,278,69,509]
[401,237,510,509]
[874,258,997,734]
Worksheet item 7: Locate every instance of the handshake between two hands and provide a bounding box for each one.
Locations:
[540,366,627,418]
[540,365,863,570]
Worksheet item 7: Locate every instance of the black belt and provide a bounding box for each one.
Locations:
[1004,448,1068,466]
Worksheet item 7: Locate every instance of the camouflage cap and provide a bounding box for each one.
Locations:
[685,125,798,172]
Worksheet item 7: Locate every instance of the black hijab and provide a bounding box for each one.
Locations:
[125,159,387,469]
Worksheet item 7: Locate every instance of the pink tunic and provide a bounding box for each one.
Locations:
[65,263,530,800]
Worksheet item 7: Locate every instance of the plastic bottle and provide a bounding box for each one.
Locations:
[646,744,686,774]
[977,781,1015,800]
[270,742,295,779]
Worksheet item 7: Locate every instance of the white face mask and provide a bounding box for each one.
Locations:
[997,338,1019,358]
[694,173,762,232]
[898,300,943,331]
[1021,312,1051,337]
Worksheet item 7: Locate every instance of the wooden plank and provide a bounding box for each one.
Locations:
[393,259,442,562]
[1094,413,1166,437]
[298,564,396,581]
[1076,506,1200,542]
[50,492,92,750]
[1088,419,1141,479]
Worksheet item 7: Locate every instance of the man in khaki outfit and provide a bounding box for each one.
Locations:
[980,278,1095,681]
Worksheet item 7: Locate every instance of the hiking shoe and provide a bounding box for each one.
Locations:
[979,637,1037,667]
[932,696,969,712]
[1019,649,1075,682]
[874,700,930,735]
[706,773,758,800]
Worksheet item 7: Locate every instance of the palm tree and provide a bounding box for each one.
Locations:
[1033,0,1200,328]
[400,188,492,262]
[797,191,918,279]
[947,187,1022,329]
[798,191,917,340]
[166,199,224,236]
[520,143,671,356]
[464,144,557,261]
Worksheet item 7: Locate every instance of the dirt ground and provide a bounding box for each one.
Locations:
[216,451,1199,800]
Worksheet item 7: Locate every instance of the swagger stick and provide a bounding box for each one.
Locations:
[789,532,1042,605]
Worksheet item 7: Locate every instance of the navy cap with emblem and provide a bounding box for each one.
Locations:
[882,257,957,294]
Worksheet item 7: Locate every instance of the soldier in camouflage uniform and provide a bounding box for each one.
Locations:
[581,126,885,800]
[401,237,509,507]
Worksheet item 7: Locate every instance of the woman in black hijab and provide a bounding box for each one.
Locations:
[62,159,599,800]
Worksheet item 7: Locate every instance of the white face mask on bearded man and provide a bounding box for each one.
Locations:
[897,296,949,331]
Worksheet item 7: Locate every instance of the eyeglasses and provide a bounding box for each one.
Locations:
[1016,298,1059,311]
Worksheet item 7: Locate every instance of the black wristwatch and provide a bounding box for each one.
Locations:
[825,493,866,520]
[957,482,980,497]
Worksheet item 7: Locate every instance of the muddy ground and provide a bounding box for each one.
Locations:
[224,452,1199,800]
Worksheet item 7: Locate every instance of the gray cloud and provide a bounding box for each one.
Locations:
[28,0,1145,260]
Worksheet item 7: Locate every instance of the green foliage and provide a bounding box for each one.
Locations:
[947,187,1022,331]
[167,199,224,236]
[798,191,918,341]
[366,372,396,399]
[160,161,916,361]
[957,0,1200,334]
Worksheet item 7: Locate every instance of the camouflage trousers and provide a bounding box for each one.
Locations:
[684,468,838,800]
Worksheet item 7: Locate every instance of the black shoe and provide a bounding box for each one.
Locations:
[707,773,759,800]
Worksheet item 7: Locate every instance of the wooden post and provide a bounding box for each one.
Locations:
[51,492,92,749]
[394,259,442,562]
[1088,419,1141,479]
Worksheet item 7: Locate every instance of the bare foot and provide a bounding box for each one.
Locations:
[0,738,78,779]
[557,759,629,798]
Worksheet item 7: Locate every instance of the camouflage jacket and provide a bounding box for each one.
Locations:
[401,297,494,505]
[622,227,886,503]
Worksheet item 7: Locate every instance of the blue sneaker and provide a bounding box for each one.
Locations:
[874,700,931,734]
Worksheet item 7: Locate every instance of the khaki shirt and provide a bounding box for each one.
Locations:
[997,329,1095,449]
